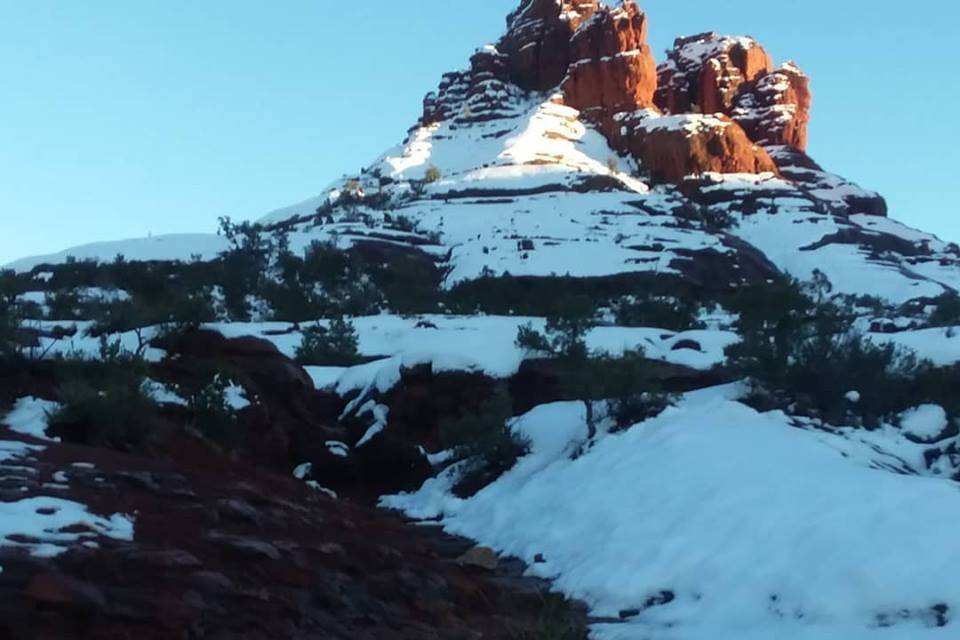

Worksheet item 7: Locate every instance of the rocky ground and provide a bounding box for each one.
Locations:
[0,415,587,640]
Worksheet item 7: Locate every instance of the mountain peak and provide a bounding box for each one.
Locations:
[421,0,812,186]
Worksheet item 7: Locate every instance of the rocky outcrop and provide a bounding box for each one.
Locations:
[498,0,600,91]
[421,46,521,126]
[420,1,809,181]
[615,110,779,183]
[656,33,773,115]
[732,62,812,151]
[655,32,811,152]
[561,2,657,128]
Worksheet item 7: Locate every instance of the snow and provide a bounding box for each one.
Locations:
[735,210,949,304]
[355,402,389,447]
[292,462,312,480]
[3,397,62,441]
[628,110,731,136]
[19,320,167,363]
[899,405,949,441]
[325,441,350,458]
[0,496,134,558]
[867,327,960,367]
[0,431,135,559]
[7,234,228,273]
[223,382,250,411]
[385,388,960,638]
[208,316,738,397]
[304,366,348,390]
[510,401,591,464]
[0,440,43,465]
[142,380,187,406]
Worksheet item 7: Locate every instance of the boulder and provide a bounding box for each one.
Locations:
[457,546,499,571]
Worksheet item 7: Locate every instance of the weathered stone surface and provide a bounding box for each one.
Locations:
[656,33,773,115]
[562,1,657,131]
[498,0,600,91]
[732,62,812,150]
[25,573,107,610]
[422,46,520,127]
[457,546,499,571]
[655,32,811,151]
[616,111,779,183]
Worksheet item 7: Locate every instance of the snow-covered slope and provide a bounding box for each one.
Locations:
[10,93,959,305]
[6,233,228,273]
[385,385,960,639]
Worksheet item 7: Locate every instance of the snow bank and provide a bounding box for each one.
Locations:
[867,327,960,367]
[899,404,949,441]
[2,397,62,441]
[385,388,960,638]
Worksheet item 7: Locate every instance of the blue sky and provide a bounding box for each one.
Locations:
[1,0,957,265]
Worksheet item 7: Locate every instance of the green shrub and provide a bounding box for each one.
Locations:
[217,217,276,320]
[295,317,361,366]
[518,296,670,435]
[181,373,243,446]
[929,291,960,327]
[516,294,596,360]
[510,592,589,640]
[726,271,928,426]
[48,349,157,450]
[440,390,529,497]
[701,208,738,230]
[44,289,84,320]
[0,299,20,361]
[424,165,442,184]
[611,294,702,331]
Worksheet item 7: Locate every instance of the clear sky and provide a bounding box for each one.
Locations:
[1,1,957,265]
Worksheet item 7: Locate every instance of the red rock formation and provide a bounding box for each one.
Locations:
[561,2,658,126]
[498,0,600,91]
[421,0,811,179]
[616,111,780,183]
[656,33,773,115]
[732,62,812,150]
[421,46,517,126]
[655,32,811,151]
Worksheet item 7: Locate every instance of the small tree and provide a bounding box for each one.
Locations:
[424,165,442,184]
[929,291,960,327]
[0,298,20,361]
[44,289,84,320]
[180,373,242,446]
[726,270,926,426]
[295,317,361,366]
[48,343,156,450]
[440,389,528,497]
[516,294,595,360]
[217,216,278,320]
